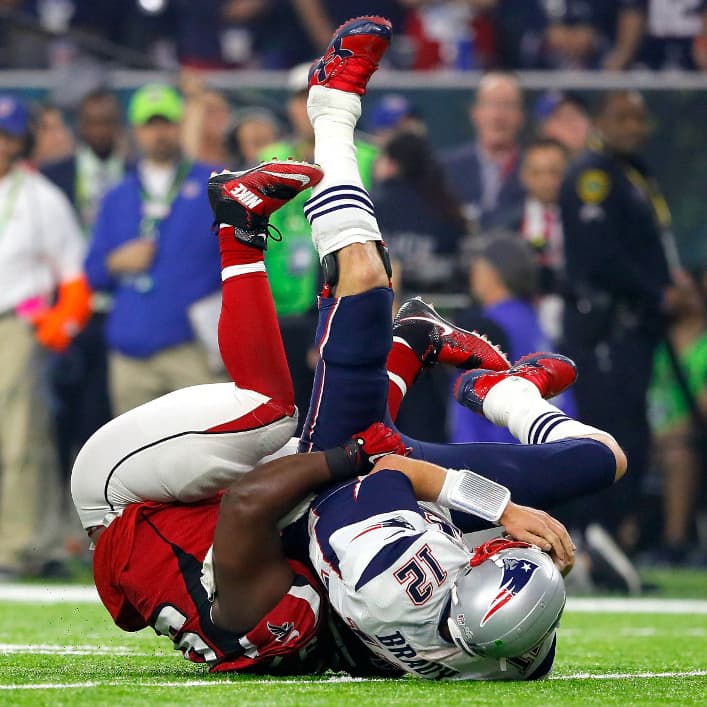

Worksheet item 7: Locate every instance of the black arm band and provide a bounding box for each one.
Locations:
[324,446,358,482]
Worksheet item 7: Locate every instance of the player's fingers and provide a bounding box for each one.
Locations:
[513,530,551,551]
[541,515,574,561]
[529,521,567,564]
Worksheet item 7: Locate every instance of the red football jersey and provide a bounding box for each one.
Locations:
[92,497,326,674]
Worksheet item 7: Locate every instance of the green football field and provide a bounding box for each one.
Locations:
[1,578,706,706]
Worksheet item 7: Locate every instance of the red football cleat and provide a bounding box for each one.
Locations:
[309,15,392,95]
[393,297,510,371]
[208,160,323,249]
[454,352,577,415]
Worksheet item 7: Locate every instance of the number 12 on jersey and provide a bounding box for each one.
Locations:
[394,544,447,605]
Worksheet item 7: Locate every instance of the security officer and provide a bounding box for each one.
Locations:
[559,90,679,545]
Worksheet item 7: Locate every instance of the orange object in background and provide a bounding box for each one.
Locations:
[32,275,93,352]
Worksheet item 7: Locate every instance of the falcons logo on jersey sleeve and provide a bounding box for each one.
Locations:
[267,621,301,644]
[480,557,540,626]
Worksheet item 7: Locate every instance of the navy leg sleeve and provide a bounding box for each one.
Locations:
[299,287,393,452]
[402,436,616,532]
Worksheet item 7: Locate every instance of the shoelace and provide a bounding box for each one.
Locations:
[266,223,283,243]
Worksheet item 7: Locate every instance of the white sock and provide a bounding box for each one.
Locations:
[482,377,611,445]
[305,85,381,260]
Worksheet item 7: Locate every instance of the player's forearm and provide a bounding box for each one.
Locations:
[373,456,511,523]
[221,452,332,527]
[372,455,447,501]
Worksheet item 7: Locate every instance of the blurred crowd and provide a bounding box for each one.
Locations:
[0,59,705,589]
[1,0,707,72]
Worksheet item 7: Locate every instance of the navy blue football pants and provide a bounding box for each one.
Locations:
[299,288,616,532]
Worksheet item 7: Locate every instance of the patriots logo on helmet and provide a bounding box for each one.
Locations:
[267,621,301,644]
[479,557,540,626]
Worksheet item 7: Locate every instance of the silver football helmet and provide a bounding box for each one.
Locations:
[447,538,566,659]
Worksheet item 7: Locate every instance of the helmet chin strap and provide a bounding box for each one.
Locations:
[469,537,534,567]
[446,615,480,659]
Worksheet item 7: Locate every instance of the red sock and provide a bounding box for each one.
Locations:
[217,226,294,410]
[386,340,423,422]
[218,224,264,270]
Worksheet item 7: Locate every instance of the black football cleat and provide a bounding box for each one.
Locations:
[208,160,323,249]
[393,297,510,371]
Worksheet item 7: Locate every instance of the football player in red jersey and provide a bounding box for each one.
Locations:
[72,156,410,675]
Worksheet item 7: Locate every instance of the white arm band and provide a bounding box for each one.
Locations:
[436,468,511,524]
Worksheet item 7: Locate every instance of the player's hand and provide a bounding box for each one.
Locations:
[341,422,408,476]
[107,239,157,275]
[499,502,575,575]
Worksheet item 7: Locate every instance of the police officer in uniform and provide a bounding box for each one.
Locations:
[559,90,679,547]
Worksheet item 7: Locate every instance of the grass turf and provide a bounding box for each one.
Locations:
[0,600,705,706]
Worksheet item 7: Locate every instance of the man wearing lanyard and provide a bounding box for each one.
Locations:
[0,95,91,579]
[42,89,129,495]
[85,84,223,415]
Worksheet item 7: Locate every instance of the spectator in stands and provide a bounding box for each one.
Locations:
[168,0,316,69]
[449,235,575,443]
[170,0,267,68]
[31,104,74,166]
[180,71,231,167]
[0,1,50,68]
[489,0,547,68]
[43,89,128,229]
[41,88,128,497]
[229,107,280,169]
[374,130,466,294]
[399,0,498,70]
[539,0,618,70]
[84,84,222,415]
[443,71,525,233]
[517,137,569,344]
[292,0,405,57]
[648,268,707,565]
[606,0,707,70]
[534,91,591,157]
[0,95,90,580]
[364,93,426,145]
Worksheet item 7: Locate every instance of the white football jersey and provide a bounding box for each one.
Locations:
[308,473,555,681]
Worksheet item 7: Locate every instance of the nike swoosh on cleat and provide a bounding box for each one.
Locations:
[261,170,311,185]
[398,315,455,336]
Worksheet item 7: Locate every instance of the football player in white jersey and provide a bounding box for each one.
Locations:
[295,15,626,680]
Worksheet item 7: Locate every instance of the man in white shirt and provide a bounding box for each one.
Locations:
[0,94,90,579]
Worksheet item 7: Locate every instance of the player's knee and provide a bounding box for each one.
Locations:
[613,444,628,482]
[583,432,627,482]
[334,243,389,295]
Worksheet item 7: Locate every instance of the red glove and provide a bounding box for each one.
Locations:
[324,422,408,482]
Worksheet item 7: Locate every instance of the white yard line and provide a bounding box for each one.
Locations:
[1,586,706,614]
[0,585,99,603]
[551,670,707,680]
[1,671,706,690]
[566,598,707,614]
[0,644,160,656]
